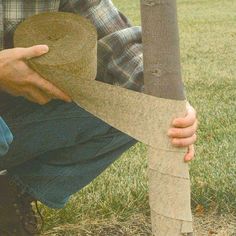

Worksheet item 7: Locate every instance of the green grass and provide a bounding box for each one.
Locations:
[42,0,236,233]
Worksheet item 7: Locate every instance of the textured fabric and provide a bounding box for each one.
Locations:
[0,0,144,91]
[2,0,61,48]
[0,94,136,208]
[0,117,13,157]
[0,0,3,50]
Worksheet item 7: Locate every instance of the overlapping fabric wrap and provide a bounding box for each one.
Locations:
[14,11,193,235]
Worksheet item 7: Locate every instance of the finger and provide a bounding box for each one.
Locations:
[184,145,195,162]
[13,45,49,60]
[172,105,197,128]
[24,95,51,105]
[28,73,72,102]
[24,89,52,105]
[172,134,197,147]
[168,120,198,138]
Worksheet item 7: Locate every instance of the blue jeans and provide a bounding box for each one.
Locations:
[0,94,136,208]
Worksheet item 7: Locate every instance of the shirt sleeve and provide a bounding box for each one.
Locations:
[59,0,144,92]
[0,117,13,157]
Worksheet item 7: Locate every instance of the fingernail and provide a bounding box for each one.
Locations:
[167,130,172,137]
[40,45,49,53]
[173,120,178,126]
[172,139,178,146]
[185,157,191,162]
[65,97,72,102]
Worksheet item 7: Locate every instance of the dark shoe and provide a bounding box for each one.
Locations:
[0,174,43,235]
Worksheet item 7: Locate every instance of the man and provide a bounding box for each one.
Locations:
[0,0,198,235]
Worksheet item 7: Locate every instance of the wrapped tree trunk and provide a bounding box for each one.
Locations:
[140,0,193,235]
[14,6,194,235]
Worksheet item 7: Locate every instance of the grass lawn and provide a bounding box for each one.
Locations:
[42,0,236,234]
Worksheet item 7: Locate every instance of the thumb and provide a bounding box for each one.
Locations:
[14,45,49,60]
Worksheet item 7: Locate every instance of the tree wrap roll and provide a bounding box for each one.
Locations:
[14,12,97,94]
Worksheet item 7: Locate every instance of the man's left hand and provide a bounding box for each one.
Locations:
[167,103,198,162]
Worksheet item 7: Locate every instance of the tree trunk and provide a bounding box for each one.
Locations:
[140,0,194,235]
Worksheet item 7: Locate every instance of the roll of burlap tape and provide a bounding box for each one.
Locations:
[14,12,97,92]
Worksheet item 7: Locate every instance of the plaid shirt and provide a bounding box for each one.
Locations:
[0,0,144,91]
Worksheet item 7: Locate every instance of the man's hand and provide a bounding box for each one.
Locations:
[0,45,72,105]
[168,103,198,162]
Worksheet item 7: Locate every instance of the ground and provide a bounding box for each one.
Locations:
[42,0,236,235]
[42,212,236,235]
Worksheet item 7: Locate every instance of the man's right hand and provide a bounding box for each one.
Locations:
[0,45,72,105]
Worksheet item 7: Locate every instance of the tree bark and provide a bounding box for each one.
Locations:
[140,0,194,235]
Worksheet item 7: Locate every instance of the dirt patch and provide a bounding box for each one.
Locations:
[43,212,236,236]
[193,212,236,236]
